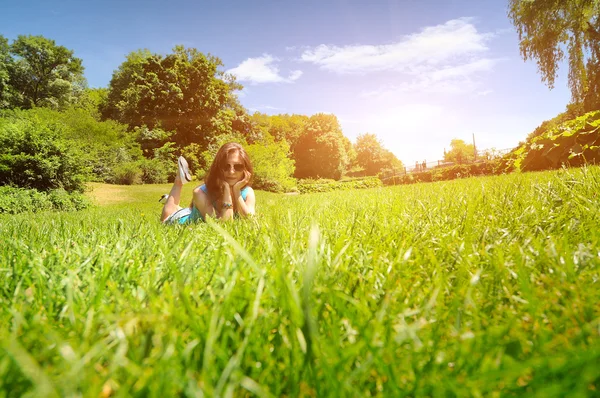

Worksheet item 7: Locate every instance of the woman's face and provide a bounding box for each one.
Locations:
[221,151,245,185]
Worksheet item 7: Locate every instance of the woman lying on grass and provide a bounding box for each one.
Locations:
[161,142,256,224]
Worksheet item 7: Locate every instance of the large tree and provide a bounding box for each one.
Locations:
[294,113,351,179]
[444,139,475,164]
[354,133,402,176]
[508,0,600,111]
[250,112,308,151]
[0,36,13,108]
[4,35,85,109]
[103,46,248,148]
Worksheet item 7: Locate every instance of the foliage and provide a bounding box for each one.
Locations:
[0,186,90,214]
[508,0,600,111]
[0,36,13,109]
[444,138,475,164]
[69,87,108,118]
[111,161,143,185]
[250,112,308,151]
[1,35,85,109]
[294,113,351,179]
[139,158,170,184]
[0,110,89,192]
[102,46,247,148]
[1,167,599,396]
[297,176,382,193]
[180,143,203,180]
[525,102,587,143]
[135,125,175,158]
[381,160,507,186]
[354,133,402,176]
[513,110,600,171]
[1,107,141,184]
[246,140,296,192]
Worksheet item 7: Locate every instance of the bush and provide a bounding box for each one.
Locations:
[140,158,169,184]
[0,107,144,186]
[513,110,600,172]
[381,160,505,186]
[112,161,142,185]
[109,156,171,185]
[0,110,89,192]
[246,141,296,192]
[0,186,90,214]
[297,177,382,193]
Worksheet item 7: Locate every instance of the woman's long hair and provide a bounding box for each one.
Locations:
[204,142,253,200]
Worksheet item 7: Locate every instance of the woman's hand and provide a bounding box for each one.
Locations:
[233,170,251,193]
[221,180,231,194]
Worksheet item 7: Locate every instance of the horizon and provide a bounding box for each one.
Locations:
[1,0,572,165]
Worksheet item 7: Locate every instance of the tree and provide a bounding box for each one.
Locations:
[250,112,308,151]
[354,133,402,176]
[508,0,600,111]
[103,46,247,148]
[294,113,350,179]
[70,87,108,119]
[246,139,296,192]
[444,139,475,164]
[0,35,14,109]
[5,35,85,109]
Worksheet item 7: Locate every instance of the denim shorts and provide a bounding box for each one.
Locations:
[164,207,199,225]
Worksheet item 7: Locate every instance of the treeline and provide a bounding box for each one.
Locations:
[0,35,403,209]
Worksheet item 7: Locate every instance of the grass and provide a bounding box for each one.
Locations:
[1,167,599,397]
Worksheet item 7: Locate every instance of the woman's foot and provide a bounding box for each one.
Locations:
[178,156,192,184]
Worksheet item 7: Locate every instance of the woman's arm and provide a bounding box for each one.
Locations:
[192,184,234,221]
[232,171,255,218]
[233,186,255,217]
[218,182,235,220]
[192,186,216,220]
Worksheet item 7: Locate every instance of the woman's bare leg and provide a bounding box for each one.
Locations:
[161,176,184,222]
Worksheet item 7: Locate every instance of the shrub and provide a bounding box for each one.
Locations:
[0,111,89,192]
[0,107,142,187]
[112,161,142,185]
[513,110,600,172]
[297,177,382,194]
[381,160,505,186]
[0,186,90,214]
[246,141,296,193]
[48,188,77,211]
[140,158,169,184]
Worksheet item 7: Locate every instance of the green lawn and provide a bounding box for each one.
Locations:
[1,168,599,397]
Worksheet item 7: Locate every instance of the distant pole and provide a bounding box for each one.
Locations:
[472,133,477,162]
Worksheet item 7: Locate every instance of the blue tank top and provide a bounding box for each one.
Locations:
[188,184,250,222]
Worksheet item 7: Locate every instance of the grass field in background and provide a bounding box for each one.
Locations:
[1,168,599,397]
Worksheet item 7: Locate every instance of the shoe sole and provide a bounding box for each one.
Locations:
[178,157,192,183]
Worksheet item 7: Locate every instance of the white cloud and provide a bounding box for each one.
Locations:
[248,104,286,113]
[361,59,497,98]
[288,70,303,81]
[301,18,491,74]
[227,54,302,84]
[302,18,498,97]
[476,89,493,97]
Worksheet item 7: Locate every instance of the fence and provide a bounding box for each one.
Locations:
[385,147,516,177]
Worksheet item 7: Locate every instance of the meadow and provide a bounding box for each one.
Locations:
[1,167,599,397]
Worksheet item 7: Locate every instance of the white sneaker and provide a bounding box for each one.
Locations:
[178,156,192,183]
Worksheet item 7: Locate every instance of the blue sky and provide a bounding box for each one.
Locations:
[1,0,571,165]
